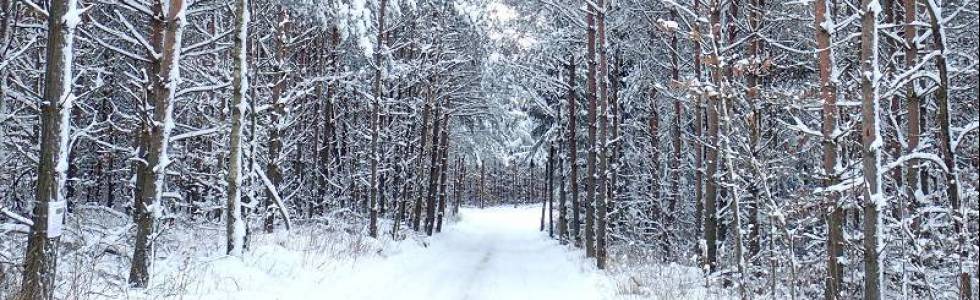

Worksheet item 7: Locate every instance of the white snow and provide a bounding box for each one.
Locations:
[134,207,614,300]
[657,19,679,32]
[328,207,608,300]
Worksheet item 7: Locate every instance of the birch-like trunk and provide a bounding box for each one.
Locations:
[225,0,249,257]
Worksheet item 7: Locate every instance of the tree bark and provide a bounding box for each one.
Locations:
[649,86,664,248]
[595,0,609,269]
[548,144,555,237]
[541,155,548,231]
[903,0,922,233]
[816,0,843,297]
[436,112,450,233]
[608,55,621,236]
[412,95,432,230]
[424,101,443,235]
[566,55,580,246]
[923,2,970,298]
[225,0,249,257]
[745,0,764,262]
[584,0,598,257]
[130,0,186,287]
[859,0,883,297]
[265,8,289,234]
[667,9,682,261]
[479,161,485,208]
[18,0,79,298]
[368,0,388,238]
[692,0,705,259]
[702,0,722,274]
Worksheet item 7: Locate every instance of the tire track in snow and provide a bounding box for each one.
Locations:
[460,251,493,300]
[327,207,605,300]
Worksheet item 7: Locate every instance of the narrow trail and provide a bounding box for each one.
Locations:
[330,206,607,300]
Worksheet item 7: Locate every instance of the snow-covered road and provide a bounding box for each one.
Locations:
[329,206,607,300]
[168,206,610,300]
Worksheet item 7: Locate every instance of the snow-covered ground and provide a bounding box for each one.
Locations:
[327,206,610,300]
[4,205,716,299]
[152,207,613,300]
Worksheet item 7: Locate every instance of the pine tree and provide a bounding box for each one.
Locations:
[18,0,80,298]
[130,0,187,287]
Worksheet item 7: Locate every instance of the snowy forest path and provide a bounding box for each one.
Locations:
[329,206,607,300]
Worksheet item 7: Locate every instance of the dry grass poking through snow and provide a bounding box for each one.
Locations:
[604,245,732,300]
[1,207,428,299]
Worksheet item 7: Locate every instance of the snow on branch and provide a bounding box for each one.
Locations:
[256,167,293,231]
[1,205,33,226]
[880,152,948,176]
[953,121,979,151]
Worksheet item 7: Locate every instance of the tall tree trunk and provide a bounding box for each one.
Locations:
[583,0,598,257]
[322,26,340,215]
[130,0,186,287]
[702,0,722,274]
[310,43,324,218]
[226,0,249,257]
[18,0,79,298]
[451,156,461,215]
[720,79,747,300]
[692,0,706,259]
[548,144,555,237]
[859,0,883,297]
[703,95,720,274]
[512,163,519,205]
[745,0,764,262]
[667,9,682,261]
[559,123,569,243]
[816,0,843,297]
[923,2,970,298]
[900,0,921,292]
[265,9,289,234]
[425,101,443,235]
[649,87,663,254]
[436,112,450,233]
[479,161,485,208]
[456,157,464,214]
[369,0,388,238]
[595,0,609,269]
[392,145,408,238]
[902,0,921,232]
[566,54,580,246]
[541,155,548,231]
[413,96,432,230]
[246,0,260,236]
[608,55,621,237]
